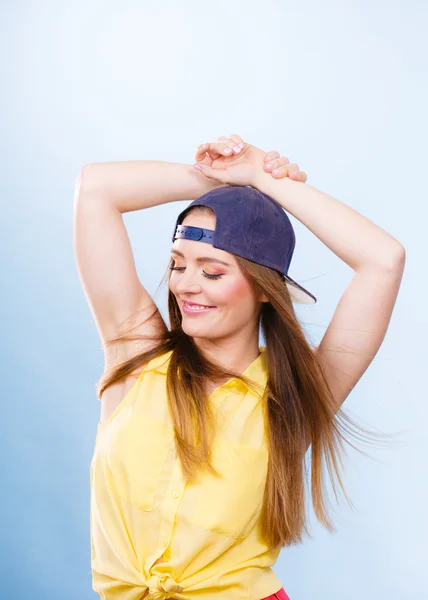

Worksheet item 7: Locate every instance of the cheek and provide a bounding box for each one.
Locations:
[217,278,252,306]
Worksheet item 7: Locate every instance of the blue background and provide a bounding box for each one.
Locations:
[1,1,426,598]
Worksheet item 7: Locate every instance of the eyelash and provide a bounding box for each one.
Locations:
[169,266,223,280]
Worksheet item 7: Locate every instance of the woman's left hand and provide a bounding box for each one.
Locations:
[263,151,308,183]
[192,133,307,186]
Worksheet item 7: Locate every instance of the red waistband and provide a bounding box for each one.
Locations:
[262,587,291,600]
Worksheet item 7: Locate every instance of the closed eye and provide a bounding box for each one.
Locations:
[169,266,224,280]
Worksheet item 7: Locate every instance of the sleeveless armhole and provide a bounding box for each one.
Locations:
[97,359,154,431]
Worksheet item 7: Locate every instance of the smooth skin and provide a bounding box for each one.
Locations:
[192,133,307,186]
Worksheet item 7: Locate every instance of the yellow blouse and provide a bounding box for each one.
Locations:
[90,346,284,600]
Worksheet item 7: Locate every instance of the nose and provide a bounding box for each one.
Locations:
[174,269,203,295]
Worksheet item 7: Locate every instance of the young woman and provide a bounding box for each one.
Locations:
[74,134,405,600]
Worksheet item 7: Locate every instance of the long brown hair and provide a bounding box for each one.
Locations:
[97,205,400,550]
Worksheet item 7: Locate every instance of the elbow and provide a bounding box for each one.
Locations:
[77,164,100,196]
[392,242,406,263]
[385,243,406,272]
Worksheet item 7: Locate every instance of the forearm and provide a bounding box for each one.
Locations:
[253,171,405,271]
[81,160,227,213]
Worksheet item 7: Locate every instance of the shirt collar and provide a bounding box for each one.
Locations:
[149,346,268,394]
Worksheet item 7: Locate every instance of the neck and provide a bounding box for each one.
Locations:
[193,335,261,381]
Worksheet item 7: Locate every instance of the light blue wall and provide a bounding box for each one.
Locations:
[1,1,425,598]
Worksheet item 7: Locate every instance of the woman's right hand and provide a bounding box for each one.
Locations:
[193,133,266,187]
[193,133,307,186]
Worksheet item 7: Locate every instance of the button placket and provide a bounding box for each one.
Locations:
[144,441,186,585]
[153,465,185,564]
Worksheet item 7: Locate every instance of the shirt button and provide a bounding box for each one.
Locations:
[172,491,179,499]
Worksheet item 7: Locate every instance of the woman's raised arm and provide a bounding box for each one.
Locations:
[80,160,226,213]
[73,161,226,365]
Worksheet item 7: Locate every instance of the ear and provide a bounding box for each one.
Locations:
[259,292,269,303]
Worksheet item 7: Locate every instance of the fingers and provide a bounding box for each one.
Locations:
[195,134,247,162]
[228,133,245,145]
[264,157,291,175]
[216,136,245,155]
[195,140,244,161]
[194,143,216,161]
[264,151,281,163]
[291,171,308,182]
[263,155,307,182]
[264,156,290,169]
[270,163,307,182]
[228,134,246,152]
[192,162,231,185]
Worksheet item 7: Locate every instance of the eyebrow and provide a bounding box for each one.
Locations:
[170,249,233,268]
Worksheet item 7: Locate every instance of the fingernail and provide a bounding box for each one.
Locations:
[266,164,273,170]
[238,143,244,148]
[224,148,232,154]
[290,171,298,177]
[193,165,202,171]
[273,169,280,175]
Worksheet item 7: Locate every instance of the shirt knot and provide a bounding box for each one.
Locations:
[146,573,183,599]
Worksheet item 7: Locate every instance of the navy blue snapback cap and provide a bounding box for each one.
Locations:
[172,185,316,305]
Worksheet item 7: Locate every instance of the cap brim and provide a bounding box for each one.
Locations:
[283,275,317,304]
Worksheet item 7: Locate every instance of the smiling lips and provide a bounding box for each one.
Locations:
[182,300,216,314]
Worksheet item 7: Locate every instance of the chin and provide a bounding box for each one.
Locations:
[181,321,206,333]
[181,323,214,339]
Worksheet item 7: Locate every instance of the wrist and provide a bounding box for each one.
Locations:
[251,169,298,211]
[251,168,281,193]
[251,168,270,191]
[252,169,296,192]
[188,165,229,198]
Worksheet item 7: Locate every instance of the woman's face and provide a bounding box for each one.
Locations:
[169,210,266,342]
